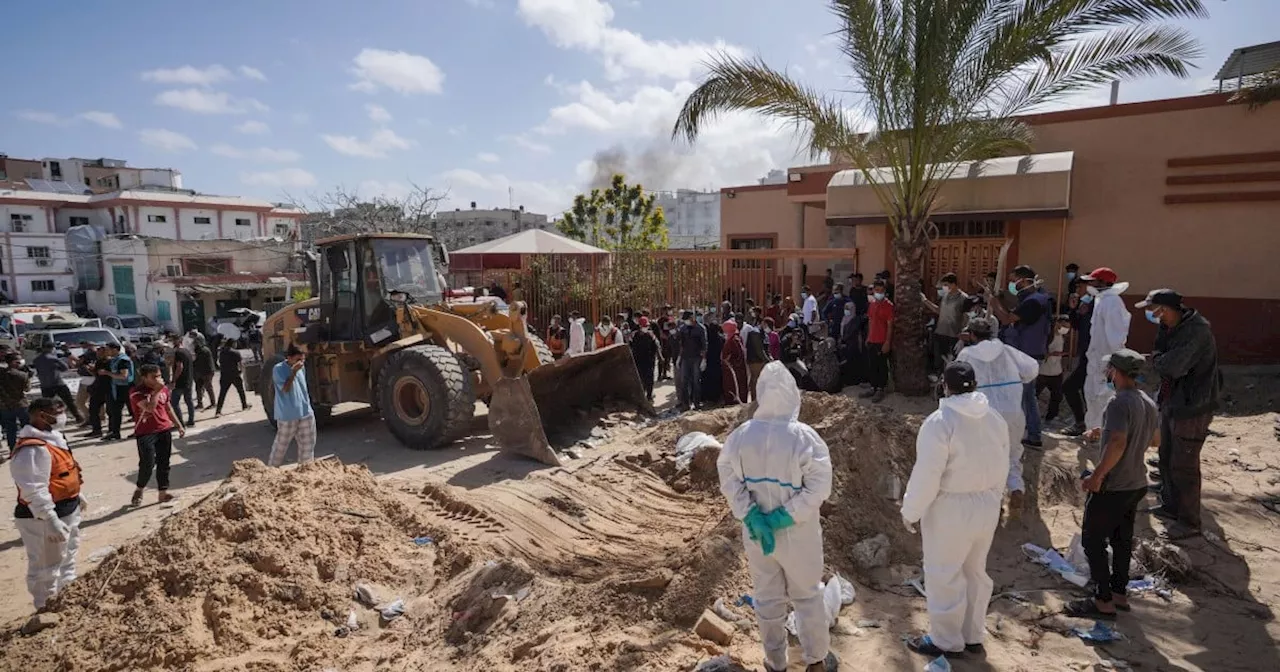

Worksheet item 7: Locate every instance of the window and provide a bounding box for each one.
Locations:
[235,218,251,226]
[69,216,89,227]
[9,214,32,232]
[31,280,55,292]
[49,161,62,180]
[183,258,231,275]
[730,237,775,250]
[84,178,91,186]
[147,214,167,223]
[156,300,172,323]
[193,216,212,224]
[273,223,291,236]
[26,246,50,259]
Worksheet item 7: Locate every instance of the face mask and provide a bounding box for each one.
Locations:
[685,319,695,326]
[1066,272,1077,281]
[787,320,796,328]
[966,311,977,320]
[938,287,949,298]
[844,307,853,315]
[1086,285,1100,296]
[873,292,885,301]
[1145,309,1160,325]
[54,413,68,430]
[1007,281,1020,294]
[800,292,809,299]
[1080,294,1094,304]
[1058,327,1070,335]
[598,324,611,334]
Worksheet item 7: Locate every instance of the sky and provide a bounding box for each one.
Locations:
[1,0,1276,218]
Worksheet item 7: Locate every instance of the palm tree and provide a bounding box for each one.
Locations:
[673,0,1206,394]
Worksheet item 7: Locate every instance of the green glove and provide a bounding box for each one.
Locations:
[765,507,795,531]
[744,506,776,555]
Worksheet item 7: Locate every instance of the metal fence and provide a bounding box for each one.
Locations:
[455,248,859,332]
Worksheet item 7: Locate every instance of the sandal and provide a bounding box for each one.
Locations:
[906,634,964,658]
[1064,598,1118,620]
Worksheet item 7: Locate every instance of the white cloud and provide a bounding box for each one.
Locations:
[366,103,393,124]
[503,133,553,154]
[154,88,269,114]
[210,144,301,162]
[138,128,198,152]
[79,111,123,128]
[321,128,413,158]
[141,64,234,86]
[240,168,317,189]
[477,152,501,163]
[464,0,495,8]
[349,48,445,95]
[16,110,64,125]
[538,79,694,134]
[517,0,741,81]
[239,65,268,81]
[234,120,270,135]
[440,168,575,215]
[448,125,467,137]
[356,180,416,201]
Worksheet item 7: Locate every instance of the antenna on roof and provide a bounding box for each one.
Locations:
[508,186,513,210]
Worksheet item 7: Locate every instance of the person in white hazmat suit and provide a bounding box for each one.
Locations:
[1079,267,1131,430]
[8,397,83,610]
[954,318,1038,512]
[567,311,586,355]
[902,361,1011,658]
[717,361,838,672]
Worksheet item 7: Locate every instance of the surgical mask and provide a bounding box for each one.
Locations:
[787,319,797,328]
[873,292,885,301]
[1007,281,1020,294]
[1086,285,1100,296]
[1080,294,1094,304]
[966,311,977,320]
[1058,327,1070,335]
[938,287,949,298]
[1145,309,1160,325]
[800,292,809,299]
[844,307,853,315]
[685,319,695,326]
[1106,380,1116,391]
[1066,272,1077,281]
[54,413,68,430]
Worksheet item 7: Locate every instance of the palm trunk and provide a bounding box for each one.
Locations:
[891,233,930,396]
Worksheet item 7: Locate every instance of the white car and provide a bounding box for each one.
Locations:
[104,313,162,344]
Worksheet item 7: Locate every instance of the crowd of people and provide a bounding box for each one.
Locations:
[707,262,1220,666]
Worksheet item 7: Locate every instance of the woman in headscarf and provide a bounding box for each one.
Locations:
[702,317,725,405]
[720,320,749,405]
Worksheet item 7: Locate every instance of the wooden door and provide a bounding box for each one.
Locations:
[927,238,1009,292]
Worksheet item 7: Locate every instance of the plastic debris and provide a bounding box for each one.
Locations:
[87,546,116,563]
[924,655,952,672]
[907,577,928,598]
[675,432,722,472]
[353,582,380,607]
[412,536,434,546]
[1073,621,1124,642]
[695,655,747,672]
[1023,542,1089,587]
[379,599,406,622]
[345,611,359,630]
[822,579,842,627]
[736,594,755,609]
[712,597,741,623]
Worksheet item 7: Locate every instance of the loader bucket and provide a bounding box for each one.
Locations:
[486,344,651,467]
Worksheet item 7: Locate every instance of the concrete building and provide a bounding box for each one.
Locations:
[718,92,1280,363]
[36,157,182,192]
[0,187,302,305]
[88,237,305,334]
[429,203,552,250]
[653,189,720,249]
[758,169,788,186]
[0,155,43,183]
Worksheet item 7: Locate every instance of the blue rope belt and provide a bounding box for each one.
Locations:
[977,381,1023,389]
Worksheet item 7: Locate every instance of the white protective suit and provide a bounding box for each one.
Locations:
[802,293,819,325]
[955,339,1039,492]
[9,424,82,609]
[1084,283,1131,430]
[902,391,1010,653]
[567,318,586,355]
[717,362,833,671]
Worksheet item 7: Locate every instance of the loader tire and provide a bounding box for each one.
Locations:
[527,334,556,366]
[379,344,475,449]
[259,355,285,429]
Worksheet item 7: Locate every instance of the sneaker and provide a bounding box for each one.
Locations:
[1022,438,1044,450]
[964,643,986,655]
[1061,423,1086,437]
[100,434,122,443]
[129,490,143,507]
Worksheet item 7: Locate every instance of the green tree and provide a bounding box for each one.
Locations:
[557,174,670,251]
[673,0,1205,394]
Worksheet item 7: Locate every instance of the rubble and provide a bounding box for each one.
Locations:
[694,609,735,645]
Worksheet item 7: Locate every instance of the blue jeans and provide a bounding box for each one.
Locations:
[678,356,702,408]
[1,407,31,452]
[1022,381,1042,442]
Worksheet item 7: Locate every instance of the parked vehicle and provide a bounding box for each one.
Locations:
[0,304,77,350]
[21,326,121,362]
[104,313,162,344]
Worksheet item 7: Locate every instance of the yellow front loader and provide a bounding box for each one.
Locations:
[247,233,647,466]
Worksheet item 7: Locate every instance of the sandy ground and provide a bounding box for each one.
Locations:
[0,369,1277,672]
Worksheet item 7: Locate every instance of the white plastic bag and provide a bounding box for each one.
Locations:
[675,432,722,471]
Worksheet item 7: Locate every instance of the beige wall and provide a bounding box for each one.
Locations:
[0,159,42,181]
[1020,101,1280,302]
[720,186,797,246]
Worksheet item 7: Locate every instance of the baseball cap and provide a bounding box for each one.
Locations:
[638,316,650,328]
[1079,267,1118,284]
[943,361,977,394]
[1135,288,1183,309]
[1103,348,1145,377]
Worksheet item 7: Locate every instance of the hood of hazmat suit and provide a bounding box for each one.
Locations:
[900,391,1010,653]
[716,361,833,670]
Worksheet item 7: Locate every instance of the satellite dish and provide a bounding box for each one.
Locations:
[217,322,242,341]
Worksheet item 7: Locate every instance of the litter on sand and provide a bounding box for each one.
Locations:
[1073,621,1125,642]
[907,577,928,597]
[412,536,435,546]
[712,597,741,622]
[675,432,722,472]
[378,599,406,622]
[354,582,380,607]
[736,594,756,609]
[1022,542,1089,587]
[924,655,953,671]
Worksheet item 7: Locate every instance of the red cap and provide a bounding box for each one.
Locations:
[1079,267,1117,284]
[637,316,650,328]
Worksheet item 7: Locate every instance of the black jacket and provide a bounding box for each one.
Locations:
[1152,308,1219,419]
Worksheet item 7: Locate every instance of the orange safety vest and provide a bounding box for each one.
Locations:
[13,437,83,506]
[594,328,618,350]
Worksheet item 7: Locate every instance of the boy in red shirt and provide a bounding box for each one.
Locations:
[129,364,186,507]
[863,278,895,403]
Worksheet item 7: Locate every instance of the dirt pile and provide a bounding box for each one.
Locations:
[0,459,456,672]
